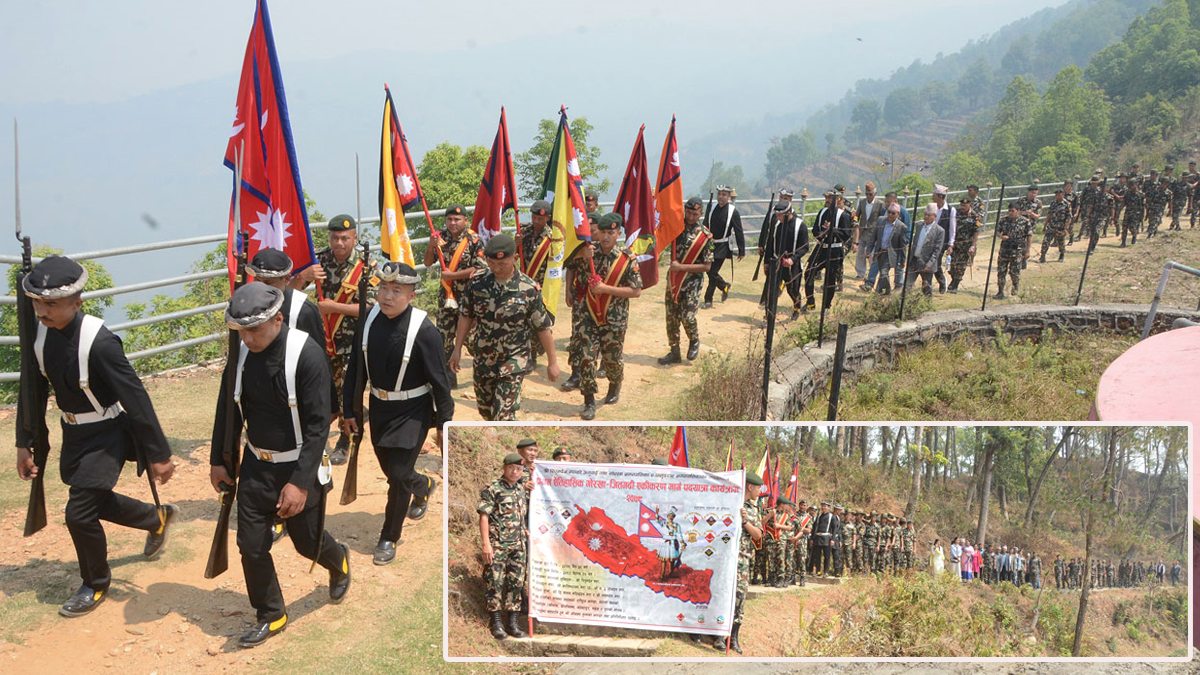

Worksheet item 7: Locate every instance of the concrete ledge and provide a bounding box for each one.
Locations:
[500,634,661,657]
[767,303,1200,419]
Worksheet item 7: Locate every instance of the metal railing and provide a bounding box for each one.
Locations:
[0,182,1082,382]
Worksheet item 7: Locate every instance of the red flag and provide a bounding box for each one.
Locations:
[472,107,520,245]
[613,125,658,289]
[223,0,316,288]
[667,425,690,468]
[784,462,799,503]
[636,504,665,539]
[378,85,427,264]
[724,439,734,472]
[652,116,683,259]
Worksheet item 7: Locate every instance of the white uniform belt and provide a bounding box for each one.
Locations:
[246,441,301,463]
[62,403,123,425]
[824,242,843,248]
[712,237,729,244]
[370,383,432,401]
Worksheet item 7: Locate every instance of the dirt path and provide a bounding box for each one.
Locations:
[0,391,445,674]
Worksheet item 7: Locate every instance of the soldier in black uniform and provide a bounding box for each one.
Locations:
[804,191,853,311]
[210,282,351,647]
[343,262,455,565]
[770,200,811,320]
[16,255,178,618]
[702,185,745,308]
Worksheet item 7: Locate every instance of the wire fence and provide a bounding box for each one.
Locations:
[3,180,1197,383]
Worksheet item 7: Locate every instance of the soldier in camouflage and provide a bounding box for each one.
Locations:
[1039,189,1071,263]
[659,198,713,365]
[1077,175,1107,251]
[291,214,378,464]
[561,213,602,393]
[1121,179,1146,247]
[993,203,1032,300]
[1061,179,1080,243]
[478,453,529,639]
[570,213,642,420]
[728,472,764,654]
[1168,166,1189,231]
[767,497,795,587]
[966,185,986,221]
[450,234,559,421]
[983,545,996,585]
[859,512,879,576]
[1144,172,1171,237]
[1030,552,1042,589]
[756,500,775,586]
[901,518,916,570]
[422,204,485,387]
[851,511,866,574]
[520,200,554,363]
[1187,161,1199,228]
[795,504,813,587]
[1108,174,1129,239]
[948,198,979,292]
[1054,554,1063,589]
[837,509,856,577]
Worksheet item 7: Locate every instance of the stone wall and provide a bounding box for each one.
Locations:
[766,303,1200,420]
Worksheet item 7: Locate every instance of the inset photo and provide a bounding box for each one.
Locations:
[444,423,1191,661]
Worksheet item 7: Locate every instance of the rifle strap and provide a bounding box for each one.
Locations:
[361,305,432,403]
[34,315,110,417]
[287,288,307,328]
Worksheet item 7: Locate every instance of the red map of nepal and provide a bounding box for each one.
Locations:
[562,505,713,605]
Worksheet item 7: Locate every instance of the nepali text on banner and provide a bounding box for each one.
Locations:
[528,460,743,636]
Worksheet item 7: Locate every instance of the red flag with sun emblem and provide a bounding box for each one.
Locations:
[636,503,664,539]
[223,0,316,288]
[613,125,658,289]
[378,85,423,265]
[471,107,520,245]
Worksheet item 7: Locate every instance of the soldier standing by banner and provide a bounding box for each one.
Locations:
[520,200,555,363]
[659,198,713,365]
[478,453,528,640]
[17,256,178,618]
[422,205,485,388]
[211,283,350,647]
[342,262,454,565]
[450,234,559,421]
[292,215,377,464]
[727,471,763,654]
[702,185,744,308]
[571,213,642,419]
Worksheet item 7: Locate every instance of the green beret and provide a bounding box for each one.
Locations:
[1164,165,1174,171]
[531,200,551,216]
[898,518,906,524]
[588,212,600,225]
[551,447,571,459]
[651,458,669,466]
[484,233,516,259]
[503,453,524,466]
[745,472,763,486]
[516,438,537,449]
[684,197,703,210]
[777,497,793,506]
[328,214,355,232]
[445,204,466,217]
[834,183,845,192]
[596,213,624,231]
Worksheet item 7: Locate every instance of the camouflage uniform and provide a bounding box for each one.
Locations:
[1030,555,1042,588]
[767,512,792,585]
[1068,560,1079,589]
[1122,188,1146,244]
[1040,199,1071,260]
[948,211,979,288]
[433,228,485,361]
[1108,182,1128,237]
[1013,194,1042,224]
[1170,175,1189,230]
[477,477,527,612]
[901,527,915,570]
[577,246,642,397]
[1145,181,1171,236]
[1107,562,1115,588]
[734,499,761,623]
[970,194,986,221]
[994,215,1032,295]
[754,506,773,584]
[983,549,995,584]
[859,518,879,575]
[316,247,379,416]
[890,525,903,572]
[459,269,553,421]
[1054,558,1063,589]
[664,221,714,351]
[1190,173,1199,228]
[850,518,865,574]
[519,225,552,358]
[1077,183,1107,249]
[1062,189,1080,241]
[876,523,891,574]
[794,522,810,585]
[840,520,856,575]
[789,515,803,584]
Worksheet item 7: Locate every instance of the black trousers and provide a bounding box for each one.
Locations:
[804,255,840,309]
[65,486,161,591]
[704,246,733,303]
[237,458,345,622]
[375,433,432,543]
[812,544,832,575]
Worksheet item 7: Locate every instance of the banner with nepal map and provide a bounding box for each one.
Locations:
[528,460,743,636]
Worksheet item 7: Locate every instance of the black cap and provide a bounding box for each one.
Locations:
[684,197,703,210]
[248,248,293,279]
[596,213,624,231]
[966,184,979,190]
[1007,202,1018,210]
[516,438,537,449]
[530,200,551,216]
[773,201,790,213]
[779,188,794,198]
[225,282,284,330]
[328,214,355,232]
[22,255,88,299]
[503,453,524,466]
[445,204,466,217]
[377,261,420,285]
[484,233,516,260]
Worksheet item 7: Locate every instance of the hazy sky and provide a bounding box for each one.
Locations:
[2,0,1062,105]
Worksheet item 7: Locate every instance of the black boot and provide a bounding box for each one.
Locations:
[489,611,508,640]
[59,585,107,618]
[408,476,436,520]
[799,575,806,587]
[506,612,527,638]
[581,394,596,421]
[561,371,580,391]
[728,622,743,654]
[143,503,179,558]
[658,348,682,365]
[687,341,699,361]
[1038,254,1046,264]
[596,365,607,380]
[603,382,621,406]
[239,615,287,647]
[330,433,350,466]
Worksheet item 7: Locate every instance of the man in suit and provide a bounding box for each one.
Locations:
[928,186,956,293]
[906,204,945,297]
[864,203,908,294]
[853,182,885,280]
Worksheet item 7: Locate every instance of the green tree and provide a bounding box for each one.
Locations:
[698,161,748,195]
[1000,35,1034,76]
[883,87,926,129]
[514,116,609,201]
[935,150,995,189]
[1019,66,1111,159]
[982,126,1025,183]
[846,99,882,142]
[1112,93,1179,144]
[1,248,115,401]
[416,142,490,243]
[956,58,997,108]
[890,173,935,198]
[1028,136,1093,184]
[764,130,819,184]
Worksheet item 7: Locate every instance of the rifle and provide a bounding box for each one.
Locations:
[751,201,772,282]
[340,237,370,505]
[205,143,248,579]
[14,120,50,537]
